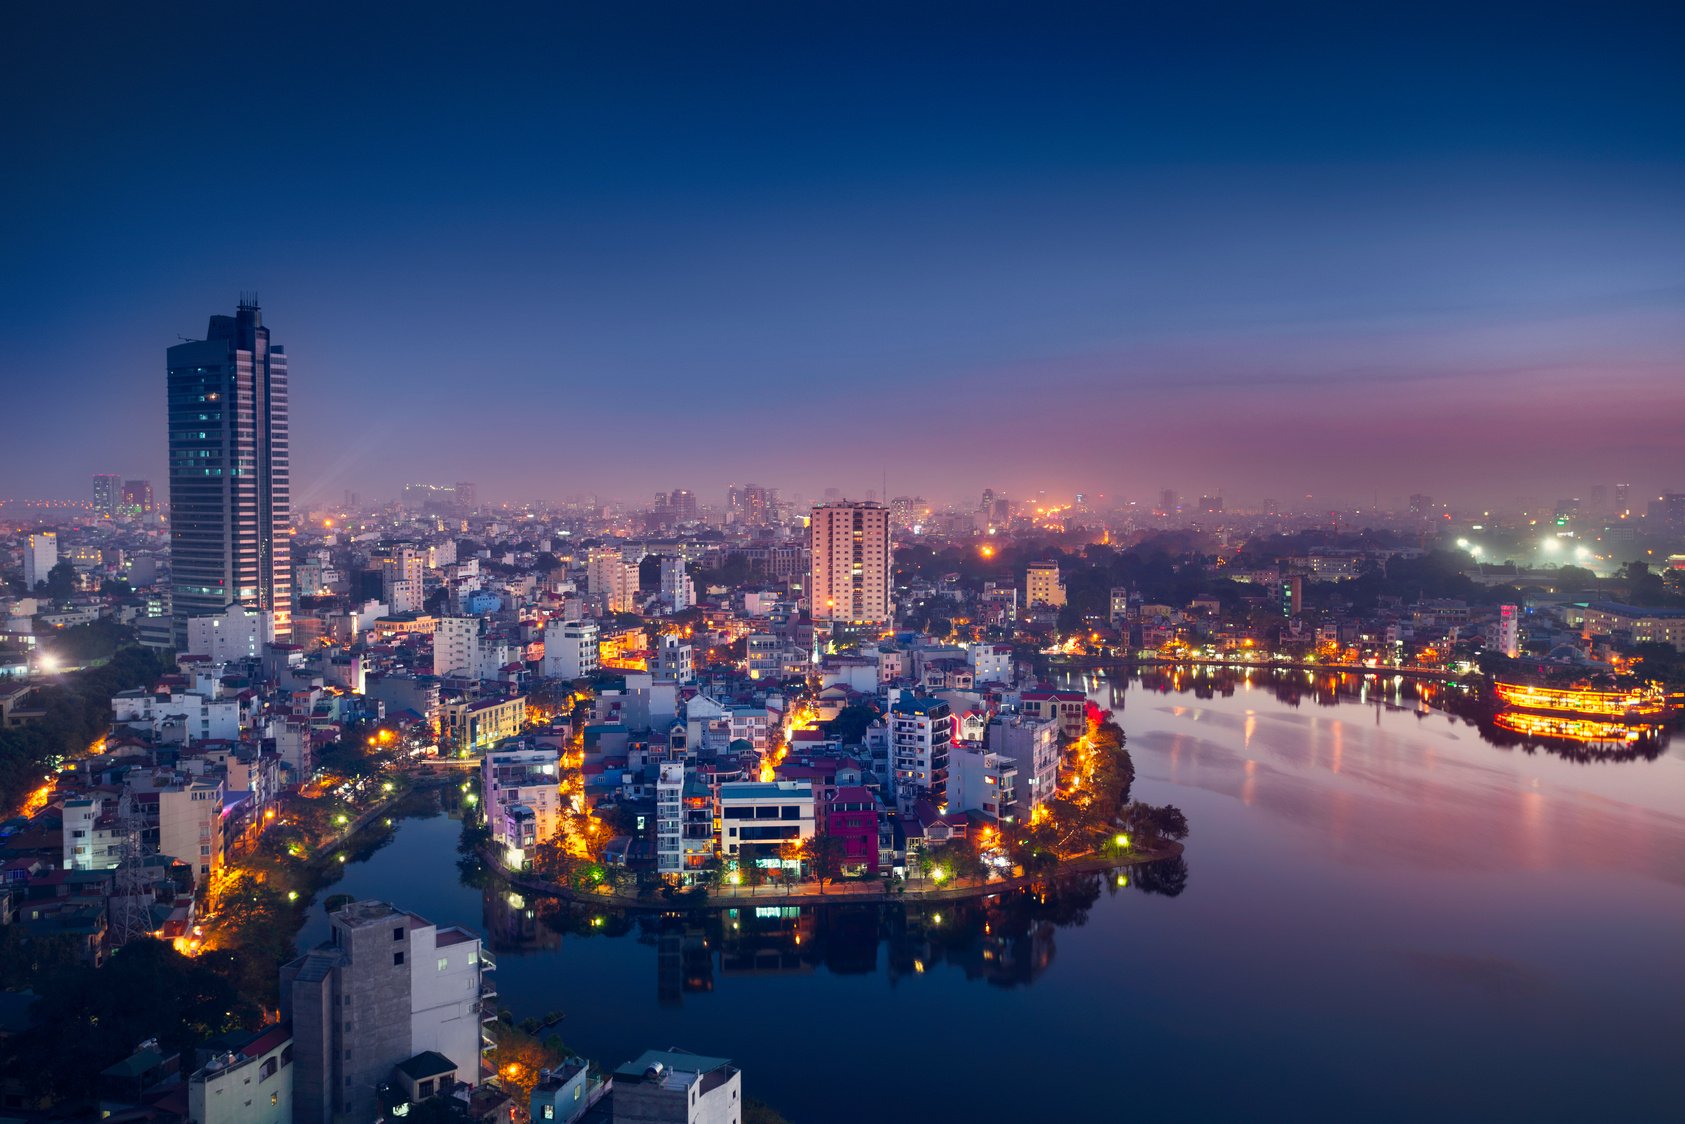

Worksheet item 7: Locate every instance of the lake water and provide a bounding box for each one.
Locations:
[300,669,1685,1121]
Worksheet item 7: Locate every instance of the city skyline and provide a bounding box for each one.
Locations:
[3,2,1682,508]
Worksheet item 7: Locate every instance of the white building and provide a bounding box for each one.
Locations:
[809,501,891,624]
[588,547,641,614]
[660,555,695,613]
[1497,603,1520,658]
[188,1024,294,1124]
[542,619,600,680]
[717,780,815,870]
[654,633,694,684]
[966,642,1013,685]
[434,616,479,678]
[62,795,123,871]
[186,604,275,661]
[23,532,58,590]
[112,687,242,743]
[482,747,561,867]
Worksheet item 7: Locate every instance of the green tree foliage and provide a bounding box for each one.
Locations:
[1,939,260,1104]
[0,643,167,815]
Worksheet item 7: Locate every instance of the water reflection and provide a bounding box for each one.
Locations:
[1085,664,1677,764]
[475,858,1188,999]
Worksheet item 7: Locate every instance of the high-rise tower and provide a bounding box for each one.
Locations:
[167,299,291,645]
[809,500,891,624]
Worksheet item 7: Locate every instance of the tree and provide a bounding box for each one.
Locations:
[801,834,846,893]
[40,560,77,600]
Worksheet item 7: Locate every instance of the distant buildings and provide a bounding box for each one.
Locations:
[809,501,891,624]
[92,473,121,517]
[166,299,292,644]
[22,531,57,590]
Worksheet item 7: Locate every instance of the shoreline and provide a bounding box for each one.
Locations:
[482,840,1184,913]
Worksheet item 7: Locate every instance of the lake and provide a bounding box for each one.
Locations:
[301,668,1685,1121]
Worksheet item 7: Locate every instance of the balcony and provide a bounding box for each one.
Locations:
[478,950,497,972]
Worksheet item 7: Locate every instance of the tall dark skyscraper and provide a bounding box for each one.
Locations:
[167,299,291,645]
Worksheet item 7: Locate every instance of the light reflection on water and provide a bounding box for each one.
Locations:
[301,669,1685,1122]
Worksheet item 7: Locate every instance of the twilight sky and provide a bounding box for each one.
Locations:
[2,0,1682,511]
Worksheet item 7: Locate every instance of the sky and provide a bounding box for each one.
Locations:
[2,0,1683,512]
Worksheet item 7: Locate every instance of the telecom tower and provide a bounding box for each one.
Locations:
[108,784,155,946]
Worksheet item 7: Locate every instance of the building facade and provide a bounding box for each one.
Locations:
[809,501,891,624]
[167,300,292,644]
[282,900,489,1124]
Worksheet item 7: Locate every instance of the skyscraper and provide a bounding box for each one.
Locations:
[167,299,291,645]
[92,473,121,516]
[809,500,891,624]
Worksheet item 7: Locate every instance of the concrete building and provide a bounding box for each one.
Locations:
[129,771,225,886]
[660,555,695,613]
[654,633,694,684]
[656,761,715,882]
[440,695,526,755]
[92,473,122,516]
[434,616,480,679]
[809,501,891,624]
[948,745,1018,821]
[62,795,123,871]
[966,642,1013,685]
[482,747,560,867]
[1497,603,1521,658]
[167,300,292,644]
[186,603,275,661]
[611,1049,741,1124]
[23,532,57,591]
[282,900,490,1124]
[1025,561,1066,608]
[718,780,815,870]
[1580,602,1685,651]
[187,1023,293,1124]
[888,695,951,814]
[986,712,1060,818]
[1017,689,1088,740]
[542,619,599,680]
[112,687,242,743]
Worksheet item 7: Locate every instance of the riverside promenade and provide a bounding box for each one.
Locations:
[486,841,1183,913]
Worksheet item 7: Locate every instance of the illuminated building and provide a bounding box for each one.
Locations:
[1497,604,1520,658]
[92,473,121,516]
[1579,602,1685,652]
[482,747,560,867]
[948,745,1017,820]
[167,299,292,645]
[809,500,891,624]
[660,554,695,612]
[439,695,527,753]
[889,694,951,814]
[120,479,154,516]
[1025,561,1066,608]
[185,603,274,661]
[718,780,815,868]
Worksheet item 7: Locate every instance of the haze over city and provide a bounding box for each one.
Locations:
[4,5,1685,1124]
[3,1,1682,508]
